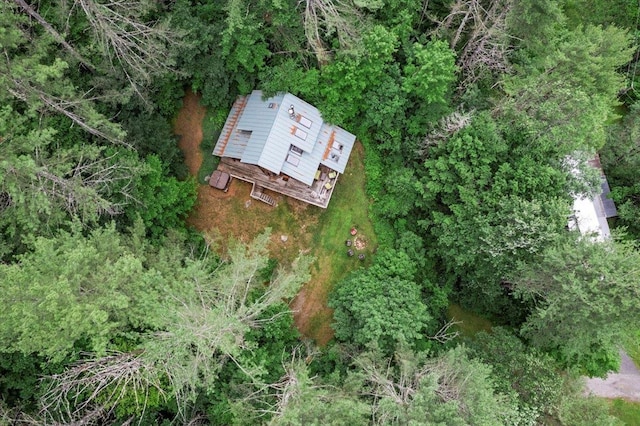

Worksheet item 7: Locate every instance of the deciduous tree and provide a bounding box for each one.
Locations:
[329,249,432,353]
[511,234,640,375]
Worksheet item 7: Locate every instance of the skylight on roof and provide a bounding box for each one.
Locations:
[286,154,300,167]
[299,116,312,129]
[294,127,307,140]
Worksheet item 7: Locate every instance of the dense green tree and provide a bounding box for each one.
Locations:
[511,234,640,375]
[499,24,634,153]
[469,328,566,420]
[330,249,433,353]
[402,39,457,106]
[416,113,572,316]
[124,155,196,239]
[0,223,195,362]
[601,102,640,238]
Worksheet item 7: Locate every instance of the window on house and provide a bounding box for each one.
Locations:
[290,145,303,155]
[286,154,300,166]
[293,127,307,140]
[299,116,312,129]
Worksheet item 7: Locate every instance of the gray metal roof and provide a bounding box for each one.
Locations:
[237,92,283,171]
[599,177,618,218]
[213,90,356,185]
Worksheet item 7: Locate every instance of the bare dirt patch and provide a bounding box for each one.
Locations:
[175,89,206,176]
[290,257,336,346]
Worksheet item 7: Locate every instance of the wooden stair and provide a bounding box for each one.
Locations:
[250,184,276,206]
[213,95,248,156]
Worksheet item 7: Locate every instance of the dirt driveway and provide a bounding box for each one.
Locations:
[585,350,640,401]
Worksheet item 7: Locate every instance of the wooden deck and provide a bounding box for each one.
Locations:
[216,157,338,208]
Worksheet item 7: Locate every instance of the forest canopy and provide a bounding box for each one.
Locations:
[1,0,640,424]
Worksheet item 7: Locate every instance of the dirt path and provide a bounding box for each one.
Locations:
[585,350,640,401]
[290,256,335,346]
[175,89,206,176]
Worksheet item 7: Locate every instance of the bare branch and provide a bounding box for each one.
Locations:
[418,110,474,157]
[12,0,95,70]
[299,0,362,63]
[428,318,462,343]
[432,0,513,90]
[40,352,163,425]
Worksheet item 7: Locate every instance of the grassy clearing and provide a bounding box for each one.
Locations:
[177,91,377,345]
[447,303,493,338]
[292,143,378,344]
[313,144,378,277]
[197,110,221,183]
[609,399,640,425]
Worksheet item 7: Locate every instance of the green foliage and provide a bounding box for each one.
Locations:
[417,114,570,316]
[354,347,519,425]
[315,25,399,124]
[563,0,640,28]
[329,249,432,353]
[122,112,188,179]
[469,328,564,421]
[608,399,640,426]
[511,235,640,375]
[402,39,457,105]
[126,155,197,239]
[556,395,623,426]
[601,102,640,239]
[3,0,639,421]
[0,223,193,362]
[500,24,634,153]
[220,0,271,93]
[265,361,370,426]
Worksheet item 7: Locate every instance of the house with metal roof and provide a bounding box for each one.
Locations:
[212,90,356,208]
[568,155,617,241]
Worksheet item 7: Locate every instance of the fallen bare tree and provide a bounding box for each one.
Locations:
[300,0,362,63]
[38,234,312,424]
[40,352,161,425]
[72,0,181,96]
[432,0,513,90]
[11,0,95,70]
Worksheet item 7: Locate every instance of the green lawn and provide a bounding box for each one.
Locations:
[300,143,378,343]
[197,110,221,183]
[447,303,493,338]
[610,398,640,425]
[313,144,378,276]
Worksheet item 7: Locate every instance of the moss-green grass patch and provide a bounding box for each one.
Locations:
[609,398,640,425]
[447,303,493,338]
[197,110,221,184]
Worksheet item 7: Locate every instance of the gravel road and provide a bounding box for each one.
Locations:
[585,350,640,401]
